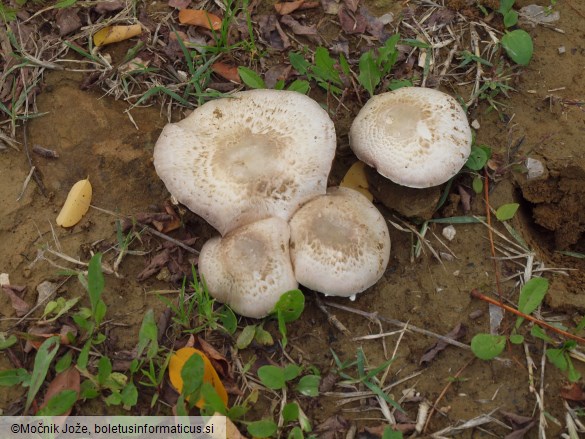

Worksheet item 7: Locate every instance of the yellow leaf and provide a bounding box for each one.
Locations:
[340,161,373,201]
[168,347,228,409]
[93,24,142,47]
[56,178,92,227]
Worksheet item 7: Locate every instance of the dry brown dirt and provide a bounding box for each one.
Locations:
[1,0,584,436]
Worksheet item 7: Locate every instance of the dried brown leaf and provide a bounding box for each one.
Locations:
[56,8,82,36]
[315,415,349,436]
[39,367,80,416]
[211,62,242,83]
[560,383,585,401]
[280,14,319,37]
[264,64,292,88]
[504,421,536,439]
[458,185,472,213]
[168,0,192,10]
[343,0,359,12]
[95,0,125,14]
[338,5,366,34]
[274,1,306,15]
[197,336,231,379]
[137,248,171,281]
[2,285,31,317]
[178,9,222,30]
[419,323,466,365]
[321,0,340,14]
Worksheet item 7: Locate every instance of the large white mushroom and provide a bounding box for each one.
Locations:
[289,187,391,298]
[153,89,336,235]
[349,87,472,188]
[198,217,298,319]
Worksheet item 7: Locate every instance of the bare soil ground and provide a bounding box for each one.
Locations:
[1,0,585,437]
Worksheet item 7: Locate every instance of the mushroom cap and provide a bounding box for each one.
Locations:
[198,217,298,318]
[289,187,390,297]
[153,89,336,235]
[349,87,472,188]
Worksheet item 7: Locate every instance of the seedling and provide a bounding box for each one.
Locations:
[495,0,534,65]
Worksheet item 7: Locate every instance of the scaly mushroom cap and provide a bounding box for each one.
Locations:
[349,87,472,188]
[289,187,391,297]
[153,90,336,235]
[198,217,298,318]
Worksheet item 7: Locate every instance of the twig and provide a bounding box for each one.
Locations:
[315,295,351,336]
[470,289,585,345]
[16,166,36,201]
[484,168,502,301]
[22,123,47,197]
[423,357,475,433]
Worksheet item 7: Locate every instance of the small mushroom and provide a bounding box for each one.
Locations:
[153,90,336,235]
[289,187,391,297]
[349,87,472,188]
[198,217,298,318]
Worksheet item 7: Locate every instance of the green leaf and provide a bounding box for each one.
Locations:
[97,356,113,386]
[515,277,549,328]
[254,326,274,346]
[248,419,278,438]
[556,251,585,259]
[0,334,17,350]
[236,325,256,349]
[87,253,104,312]
[382,427,404,439]
[546,348,567,371]
[121,382,138,408]
[137,309,158,360]
[258,365,286,390]
[470,334,506,360]
[357,51,380,96]
[0,368,29,386]
[282,402,299,422]
[274,79,285,90]
[272,289,305,323]
[503,10,518,28]
[465,145,489,170]
[289,52,310,75]
[496,203,520,221]
[283,364,302,381]
[105,392,123,406]
[200,382,227,414]
[388,79,412,91]
[36,389,77,416]
[55,352,73,373]
[218,305,237,334]
[181,353,204,400]
[237,67,265,89]
[79,380,99,400]
[55,0,77,8]
[25,336,60,414]
[288,426,304,439]
[472,176,484,194]
[296,375,320,397]
[567,357,581,382]
[94,299,107,327]
[509,334,524,344]
[400,38,431,48]
[287,79,310,94]
[313,47,342,85]
[501,30,533,66]
[530,325,554,342]
[498,0,515,14]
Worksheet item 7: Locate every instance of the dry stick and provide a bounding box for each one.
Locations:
[315,295,351,336]
[484,168,503,302]
[422,356,475,434]
[22,123,47,197]
[470,289,585,345]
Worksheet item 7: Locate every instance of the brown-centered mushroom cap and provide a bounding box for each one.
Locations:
[289,187,391,297]
[198,217,298,318]
[349,87,472,188]
[153,89,336,235]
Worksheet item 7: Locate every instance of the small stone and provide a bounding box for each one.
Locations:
[442,225,456,241]
[526,157,545,180]
[471,119,481,130]
[558,46,566,54]
[0,273,9,286]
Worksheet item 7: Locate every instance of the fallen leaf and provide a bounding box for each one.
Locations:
[338,5,367,34]
[36,281,58,307]
[257,14,290,50]
[2,285,31,317]
[93,24,142,47]
[458,185,471,213]
[197,337,231,379]
[560,383,585,401]
[39,367,80,416]
[56,178,92,227]
[340,161,373,201]
[59,325,77,345]
[95,1,125,14]
[504,421,536,439]
[321,0,340,14]
[314,415,349,436]
[178,9,222,30]
[318,372,337,392]
[137,248,171,281]
[343,0,359,12]
[56,8,82,36]
[360,5,389,41]
[211,62,242,83]
[264,64,292,88]
[419,323,466,365]
[169,0,191,9]
[168,347,228,408]
[274,1,306,15]
[280,15,319,37]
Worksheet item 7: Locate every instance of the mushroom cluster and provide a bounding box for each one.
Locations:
[154,89,391,318]
[154,86,471,318]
